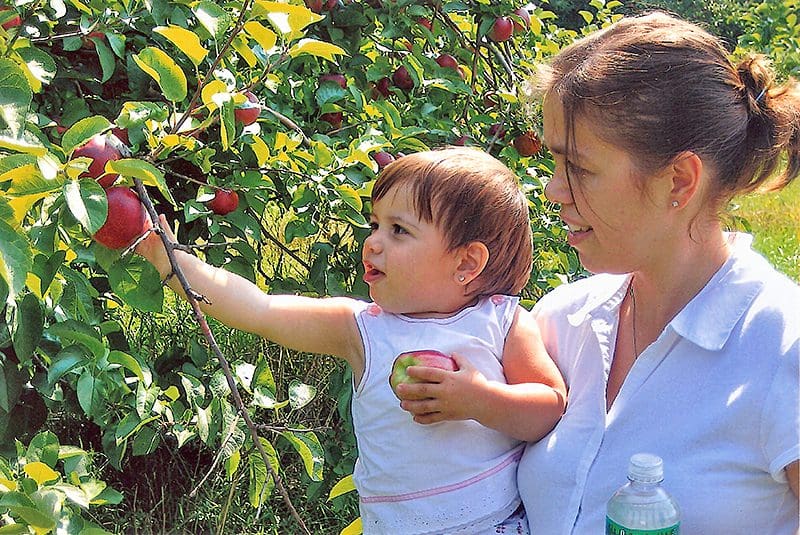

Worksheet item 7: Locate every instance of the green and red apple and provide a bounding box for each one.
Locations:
[389,350,458,398]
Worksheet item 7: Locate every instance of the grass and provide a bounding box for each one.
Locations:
[730,178,800,281]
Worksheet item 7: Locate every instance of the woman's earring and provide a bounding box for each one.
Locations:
[671,200,679,208]
[458,275,466,282]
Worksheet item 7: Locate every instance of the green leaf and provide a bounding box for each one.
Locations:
[288,380,316,410]
[107,158,176,206]
[280,430,324,481]
[31,250,66,297]
[328,474,356,500]
[108,350,150,385]
[107,256,164,313]
[12,293,43,363]
[26,431,60,467]
[63,179,107,235]
[0,218,33,305]
[62,116,113,154]
[132,47,188,103]
[47,345,89,385]
[77,371,102,418]
[247,438,278,507]
[194,1,232,41]
[0,58,33,138]
[92,38,116,83]
[288,39,348,62]
[45,321,105,360]
[15,47,57,88]
[0,359,24,412]
[154,25,209,67]
[6,506,56,531]
[131,425,159,456]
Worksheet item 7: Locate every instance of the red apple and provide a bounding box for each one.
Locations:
[512,8,530,33]
[487,123,507,139]
[111,127,129,146]
[416,17,432,31]
[319,73,347,89]
[373,151,395,169]
[93,187,149,250]
[389,350,458,398]
[372,77,391,99]
[392,66,414,92]
[208,188,239,215]
[234,91,261,126]
[73,134,123,188]
[513,131,541,156]
[0,7,21,30]
[488,16,513,42]
[320,112,343,129]
[305,0,337,13]
[452,135,470,146]
[81,31,105,49]
[436,53,458,70]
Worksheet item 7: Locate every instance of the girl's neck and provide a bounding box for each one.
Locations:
[402,296,481,319]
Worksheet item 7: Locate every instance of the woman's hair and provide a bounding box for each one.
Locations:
[530,11,800,205]
[371,147,533,296]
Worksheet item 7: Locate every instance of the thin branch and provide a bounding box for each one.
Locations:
[133,178,311,535]
[247,207,312,272]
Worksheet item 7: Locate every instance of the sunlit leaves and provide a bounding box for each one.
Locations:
[154,26,210,67]
[288,38,348,62]
[132,47,188,103]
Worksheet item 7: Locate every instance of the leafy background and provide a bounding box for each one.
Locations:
[0,0,797,533]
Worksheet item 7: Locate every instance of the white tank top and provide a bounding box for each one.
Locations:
[352,295,523,534]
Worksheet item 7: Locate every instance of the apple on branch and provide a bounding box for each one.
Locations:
[389,350,459,399]
[73,134,123,188]
[207,188,239,216]
[513,131,542,157]
[93,187,150,250]
[373,151,395,170]
[234,91,261,126]
[320,111,343,130]
[392,66,414,92]
[319,73,347,89]
[488,16,514,42]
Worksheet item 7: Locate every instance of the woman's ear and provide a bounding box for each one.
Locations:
[668,151,703,208]
[454,241,490,285]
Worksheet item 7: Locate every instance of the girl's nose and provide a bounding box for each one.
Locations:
[544,167,573,205]
[364,233,381,254]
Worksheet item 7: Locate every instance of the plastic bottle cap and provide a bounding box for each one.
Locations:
[628,453,664,483]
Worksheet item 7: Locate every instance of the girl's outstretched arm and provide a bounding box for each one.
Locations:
[396,307,566,442]
[136,216,364,374]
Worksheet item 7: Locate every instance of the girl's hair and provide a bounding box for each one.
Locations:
[371,147,533,296]
[530,11,800,205]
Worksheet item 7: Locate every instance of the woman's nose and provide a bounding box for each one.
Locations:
[544,167,572,205]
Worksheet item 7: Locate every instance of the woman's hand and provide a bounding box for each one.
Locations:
[395,353,487,424]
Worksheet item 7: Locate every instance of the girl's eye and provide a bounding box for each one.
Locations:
[392,224,408,235]
[369,221,378,232]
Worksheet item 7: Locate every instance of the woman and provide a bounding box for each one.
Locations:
[397,12,799,533]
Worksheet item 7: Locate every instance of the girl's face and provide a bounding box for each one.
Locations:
[362,184,466,316]
[542,97,673,275]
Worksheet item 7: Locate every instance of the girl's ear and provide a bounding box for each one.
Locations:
[454,241,490,285]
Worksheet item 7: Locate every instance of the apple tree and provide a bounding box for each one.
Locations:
[0,0,617,531]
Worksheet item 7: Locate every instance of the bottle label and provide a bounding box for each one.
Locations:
[605,518,680,535]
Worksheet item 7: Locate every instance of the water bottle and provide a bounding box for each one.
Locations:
[606,453,681,535]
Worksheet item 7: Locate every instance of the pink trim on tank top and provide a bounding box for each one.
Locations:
[359,446,523,504]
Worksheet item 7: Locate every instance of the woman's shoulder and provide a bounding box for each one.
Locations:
[533,273,627,317]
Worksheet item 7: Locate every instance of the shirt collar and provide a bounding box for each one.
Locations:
[567,233,764,351]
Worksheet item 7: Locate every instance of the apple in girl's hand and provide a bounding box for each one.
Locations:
[389,350,458,398]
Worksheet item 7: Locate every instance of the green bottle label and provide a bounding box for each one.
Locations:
[605,517,680,535]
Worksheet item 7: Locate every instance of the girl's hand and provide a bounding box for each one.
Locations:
[395,353,488,424]
[134,214,174,276]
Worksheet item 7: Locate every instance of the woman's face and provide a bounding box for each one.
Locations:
[542,97,674,275]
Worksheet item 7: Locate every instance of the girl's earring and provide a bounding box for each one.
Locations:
[671,200,679,208]
[458,275,466,283]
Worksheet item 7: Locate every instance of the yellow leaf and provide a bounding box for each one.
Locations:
[288,39,347,63]
[8,193,48,222]
[0,477,17,491]
[201,80,229,111]
[162,134,181,148]
[244,21,277,52]
[23,462,59,485]
[232,37,258,68]
[154,25,209,66]
[327,474,356,500]
[340,517,362,535]
[26,272,42,298]
[0,137,47,157]
[250,135,271,166]
[343,150,373,170]
[253,1,323,38]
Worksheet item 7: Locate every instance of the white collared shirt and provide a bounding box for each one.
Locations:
[518,234,800,534]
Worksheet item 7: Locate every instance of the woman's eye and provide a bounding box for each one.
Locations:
[567,161,586,178]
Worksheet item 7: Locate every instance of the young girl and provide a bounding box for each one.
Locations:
[136,147,566,534]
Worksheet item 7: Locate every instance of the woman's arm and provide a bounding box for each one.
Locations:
[136,217,364,373]
[787,460,799,498]
[396,307,566,442]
